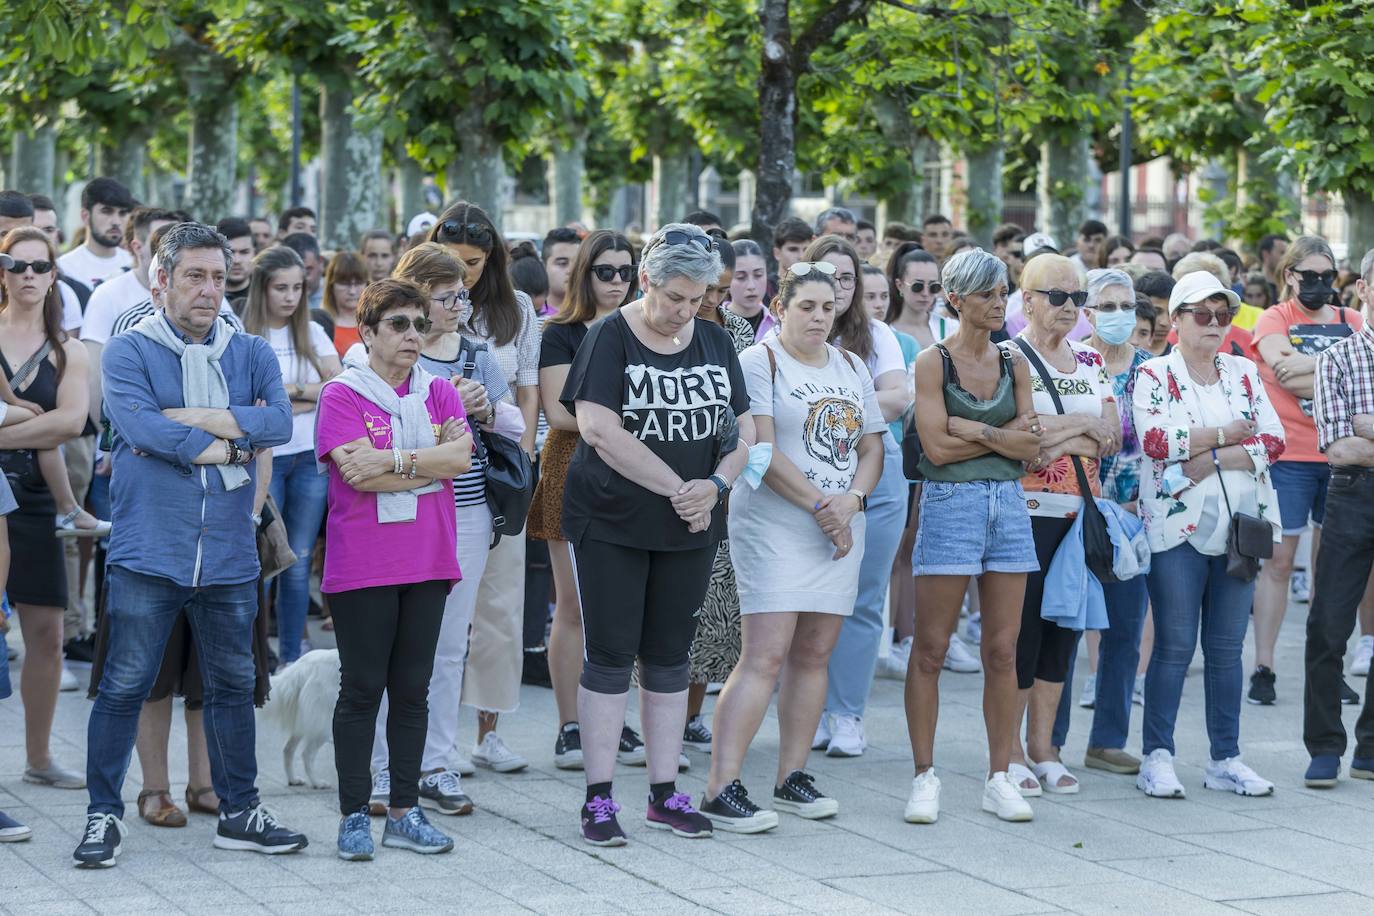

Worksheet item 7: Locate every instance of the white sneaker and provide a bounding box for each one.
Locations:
[943,634,981,673]
[1133,674,1145,706]
[876,637,911,680]
[368,770,391,815]
[1079,674,1097,709]
[60,665,79,692]
[1352,635,1374,677]
[451,753,476,777]
[471,733,528,773]
[982,772,1033,822]
[826,714,866,757]
[1204,756,1274,797]
[1137,749,1186,798]
[811,713,833,751]
[904,770,940,824]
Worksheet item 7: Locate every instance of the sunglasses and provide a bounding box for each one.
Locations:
[5,259,54,275]
[1176,305,1235,327]
[1091,300,1136,314]
[651,228,714,253]
[1290,268,1337,287]
[436,220,492,244]
[904,279,942,294]
[1033,288,1089,308]
[591,264,636,283]
[381,315,434,334]
[432,289,470,311]
[787,261,837,277]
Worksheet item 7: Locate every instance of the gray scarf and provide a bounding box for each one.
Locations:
[131,313,249,491]
[320,355,442,523]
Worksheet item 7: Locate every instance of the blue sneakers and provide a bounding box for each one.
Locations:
[1304,755,1340,788]
[337,808,374,861]
[1351,757,1374,780]
[382,807,454,854]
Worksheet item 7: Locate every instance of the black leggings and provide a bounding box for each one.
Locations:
[330,579,447,815]
[1016,516,1079,690]
[571,538,717,695]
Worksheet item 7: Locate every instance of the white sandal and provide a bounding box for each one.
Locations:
[1030,758,1080,795]
[1007,762,1043,797]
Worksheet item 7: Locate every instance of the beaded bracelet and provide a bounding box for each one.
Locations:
[408,449,419,479]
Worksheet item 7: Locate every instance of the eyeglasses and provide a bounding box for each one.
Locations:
[1290,268,1336,287]
[787,261,836,277]
[1006,249,1024,259]
[432,289,470,311]
[650,228,713,253]
[591,264,636,283]
[436,220,492,245]
[1032,288,1088,308]
[381,315,434,334]
[1091,300,1136,314]
[1176,305,1235,327]
[5,259,54,275]
[904,279,942,294]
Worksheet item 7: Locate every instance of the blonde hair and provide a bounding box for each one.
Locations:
[392,241,468,293]
[1277,235,1337,301]
[1171,251,1228,287]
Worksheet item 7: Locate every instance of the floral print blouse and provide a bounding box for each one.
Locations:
[1099,347,1152,505]
[1132,349,1285,554]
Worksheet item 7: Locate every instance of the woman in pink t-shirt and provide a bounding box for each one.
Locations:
[315,279,472,860]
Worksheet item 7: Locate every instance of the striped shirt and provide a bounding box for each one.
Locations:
[419,344,511,508]
[111,298,244,338]
[1315,325,1374,453]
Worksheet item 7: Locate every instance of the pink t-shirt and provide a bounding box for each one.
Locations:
[316,377,466,594]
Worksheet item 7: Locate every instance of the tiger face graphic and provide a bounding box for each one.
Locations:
[804,397,863,471]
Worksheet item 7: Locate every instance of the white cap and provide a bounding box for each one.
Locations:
[1168,270,1241,315]
[1023,232,1058,255]
[406,212,438,238]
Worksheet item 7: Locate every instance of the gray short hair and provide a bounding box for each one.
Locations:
[158,221,232,279]
[815,207,857,234]
[1360,248,1374,284]
[641,223,722,287]
[1086,268,1135,307]
[941,248,1007,298]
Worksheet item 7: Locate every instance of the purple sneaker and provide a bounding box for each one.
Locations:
[645,791,713,838]
[580,796,627,847]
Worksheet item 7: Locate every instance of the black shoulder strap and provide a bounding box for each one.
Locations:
[837,347,856,372]
[934,343,953,386]
[9,340,54,392]
[766,341,778,380]
[1011,337,1095,499]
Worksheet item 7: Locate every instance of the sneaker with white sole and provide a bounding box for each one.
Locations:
[60,664,79,692]
[554,722,584,770]
[876,637,912,680]
[982,772,1033,822]
[904,770,940,824]
[1133,673,1145,706]
[418,770,473,816]
[1137,749,1186,798]
[1079,674,1096,709]
[811,713,832,751]
[826,714,865,757]
[1353,635,1374,677]
[471,733,528,773]
[368,770,390,816]
[683,714,712,750]
[943,634,981,673]
[618,726,647,766]
[1203,756,1274,797]
[700,780,778,833]
[773,770,838,819]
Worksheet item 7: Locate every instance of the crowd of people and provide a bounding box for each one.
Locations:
[2,177,1373,864]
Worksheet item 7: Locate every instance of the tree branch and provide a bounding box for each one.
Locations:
[793,0,871,70]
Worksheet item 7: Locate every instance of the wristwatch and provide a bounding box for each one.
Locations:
[847,488,868,511]
[708,474,731,499]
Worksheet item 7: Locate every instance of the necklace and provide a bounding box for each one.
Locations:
[1183,356,1219,385]
[638,302,682,346]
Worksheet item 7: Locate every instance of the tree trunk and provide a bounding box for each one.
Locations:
[548,129,587,227]
[184,85,238,222]
[871,93,933,227]
[751,0,797,259]
[446,111,507,230]
[10,124,56,202]
[964,142,1004,248]
[320,77,384,251]
[97,129,148,202]
[653,153,690,230]
[1345,187,1374,264]
[396,148,427,231]
[1038,132,1091,246]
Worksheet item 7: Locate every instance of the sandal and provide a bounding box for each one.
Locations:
[137,789,187,828]
[185,785,220,815]
[1007,763,1043,797]
[1030,758,1080,795]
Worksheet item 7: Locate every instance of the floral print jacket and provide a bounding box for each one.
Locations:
[1132,349,1285,554]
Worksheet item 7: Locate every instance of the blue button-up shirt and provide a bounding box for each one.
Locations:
[102,316,292,587]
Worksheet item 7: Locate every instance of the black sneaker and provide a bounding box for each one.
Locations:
[213,804,308,854]
[73,813,126,868]
[617,726,646,766]
[555,722,584,770]
[64,634,96,664]
[699,780,778,834]
[1247,666,1276,705]
[1341,679,1361,705]
[683,714,712,750]
[773,770,839,820]
[418,769,474,816]
[521,647,552,688]
[580,795,628,847]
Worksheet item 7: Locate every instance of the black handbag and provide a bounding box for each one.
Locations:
[458,338,535,547]
[1214,456,1273,582]
[1012,338,1119,584]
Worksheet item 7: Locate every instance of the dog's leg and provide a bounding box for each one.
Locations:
[304,737,332,790]
[283,735,303,786]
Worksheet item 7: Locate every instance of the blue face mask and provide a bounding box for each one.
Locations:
[1094,307,1137,346]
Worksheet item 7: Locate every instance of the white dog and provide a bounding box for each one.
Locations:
[260,649,340,789]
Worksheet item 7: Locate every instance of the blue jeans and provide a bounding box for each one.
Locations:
[1052,574,1149,749]
[1142,542,1254,761]
[267,450,329,664]
[87,566,261,818]
[826,435,906,719]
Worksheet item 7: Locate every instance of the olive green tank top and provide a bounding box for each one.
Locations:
[917,343,1024,483]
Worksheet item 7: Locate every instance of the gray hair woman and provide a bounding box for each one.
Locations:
[559,223,752,846]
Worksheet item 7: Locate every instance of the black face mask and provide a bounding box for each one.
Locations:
[1297,278,1335,311]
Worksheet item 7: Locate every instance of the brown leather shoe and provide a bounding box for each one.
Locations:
[137,789,187,828]
[1085,746,1141,774]
[185,785,220,815]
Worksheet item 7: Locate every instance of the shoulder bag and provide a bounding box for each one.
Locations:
[458,337,535,547]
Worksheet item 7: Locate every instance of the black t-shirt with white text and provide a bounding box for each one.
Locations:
[560,309,750,551]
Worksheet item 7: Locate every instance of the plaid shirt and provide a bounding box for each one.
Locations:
[1315,325,1374,452]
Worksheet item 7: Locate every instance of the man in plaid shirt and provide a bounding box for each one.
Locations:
[1307,247,1374,787]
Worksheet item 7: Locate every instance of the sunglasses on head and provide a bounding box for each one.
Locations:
[1033,288,1088,308]
[1291,268,1337,286]
[653,228,713,253]
[787,261,837,277]
[1176,304,1235,327]
[5,259,54,275]
[590,264,636,283]
[436,220,492,245]
[381,315,434,334]
[431,289,470,311]
[904,279,941,294]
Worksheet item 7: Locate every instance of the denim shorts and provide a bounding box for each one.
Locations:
[1270,460,1330,535]
[912,479,1040,577]
[0,627,10,700]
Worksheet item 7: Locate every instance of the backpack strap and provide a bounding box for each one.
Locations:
[457,336,483,380]
[766,342,778,380]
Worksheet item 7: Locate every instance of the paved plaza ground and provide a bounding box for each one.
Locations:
[4,598,1374,916]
